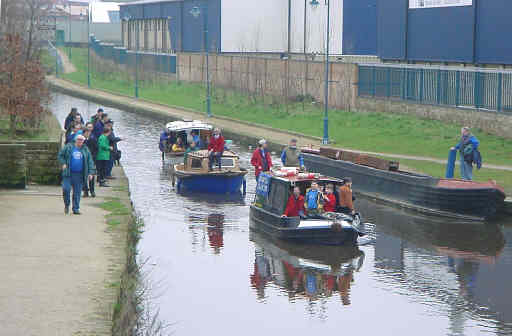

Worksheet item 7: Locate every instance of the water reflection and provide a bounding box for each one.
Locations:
[250,230,364,308]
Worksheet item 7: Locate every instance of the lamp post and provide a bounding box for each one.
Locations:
[191,5,211,118]
[68,6,71,59]
[86,8,90,87]
[124,14,138,98]
[322,0,330,145]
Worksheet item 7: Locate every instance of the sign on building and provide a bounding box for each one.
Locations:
[409,0,472,9]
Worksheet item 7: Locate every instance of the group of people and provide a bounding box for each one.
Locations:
[282,179,355,219]
[160,127,225,171]
[58,107,122,215]
[250,138,304,181]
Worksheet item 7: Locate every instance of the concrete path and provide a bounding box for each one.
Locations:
[0,167,128,336]
[47,76,512,172]
[56,48,76,74]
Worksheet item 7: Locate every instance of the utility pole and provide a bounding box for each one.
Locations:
[68,6,71,59]
[204,4,211,117]
[322,0,330,145]
[135,19,139,98]
[87,7,90,88]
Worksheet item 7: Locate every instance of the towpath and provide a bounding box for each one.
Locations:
[56,48,77,74]
[47,76,512,172]
[0,167,129,336]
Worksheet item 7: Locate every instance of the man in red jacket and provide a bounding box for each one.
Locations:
[282,186,305,218]
[251,139,272,181]
[208,128,225,171]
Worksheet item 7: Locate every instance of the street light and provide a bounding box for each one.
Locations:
[124,14,139,98]
[82,8,90,87]
[322,0,330,145]
[68,4,71,59]
[191,5,211,118]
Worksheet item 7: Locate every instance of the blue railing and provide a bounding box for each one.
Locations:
[89,36,177,74]
[358,65,512,114]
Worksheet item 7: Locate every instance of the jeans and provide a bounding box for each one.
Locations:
[107,158,114,177]
[83,175,95,194]
[63,172,83,212]
[208,151,223,170]
[96,160,108,183]
[460,156,473,180]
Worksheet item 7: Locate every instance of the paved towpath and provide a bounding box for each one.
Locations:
[47,76,512,172]
[0,167,129,336]
[56,48,76,74]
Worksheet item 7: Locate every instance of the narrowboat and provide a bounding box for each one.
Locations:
[302,147,506,221]
[249,169,366,245]
[162,120,212,160]
[174,150,248,194]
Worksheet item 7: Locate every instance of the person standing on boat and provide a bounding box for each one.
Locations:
[191,130,202,149]
[281,139,304,169]
[251,139,273,181]
[57,135,95,215]
[337,178,355,215]
[305,182,323,218]
[282,186,306,218]
[208,128,225,171]
[159,128,172,160]
[451,127,480,181]
[322,184,337,213]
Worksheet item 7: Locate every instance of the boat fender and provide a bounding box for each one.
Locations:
[331,222,343,232]
[297,173,320,179]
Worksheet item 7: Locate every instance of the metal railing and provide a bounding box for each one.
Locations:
[47,40,63,77]
[358,64,512,114]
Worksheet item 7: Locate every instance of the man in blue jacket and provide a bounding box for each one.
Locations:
[58,135,96,215]
[92,113,108,139]
[451,127,480,181]
[281,139,304,168]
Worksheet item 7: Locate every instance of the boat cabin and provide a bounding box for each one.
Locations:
[165,119,213,152]
[254,170,346,216]
[179,149,241,173]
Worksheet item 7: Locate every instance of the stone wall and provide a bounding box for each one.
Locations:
[0,140,62,186]
[0,144,26,189]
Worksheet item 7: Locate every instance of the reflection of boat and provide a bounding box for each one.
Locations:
[174,150,248,194]
[250,230,364,304]
[163,120,212,160]
[249,170,365,245]
[302,147,506,221]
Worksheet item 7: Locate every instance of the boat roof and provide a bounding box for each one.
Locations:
[165,120,213,132]
[188,149,239,158]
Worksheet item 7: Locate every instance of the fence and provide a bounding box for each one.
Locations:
[90,36,176,74]
[358,64,512,114]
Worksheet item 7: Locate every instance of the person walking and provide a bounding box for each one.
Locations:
[92,113,108,139]
[96,128,113,187]
[57,135,95,215]
[207,128,225,171]
[82,129,97,198]
[64,107,80,131]
[251,139,272,181]
[451,127,480,181]
[90,108,104,124]
[281,139,304,168]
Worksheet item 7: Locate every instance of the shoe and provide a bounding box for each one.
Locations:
[73,210,81,215]
[90,191,96,198]
[64,206,69,214]
[83,191,89,198]
[106,176,116,180]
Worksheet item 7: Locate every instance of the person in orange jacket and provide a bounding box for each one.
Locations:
[251,139,272,181]
[207,128,225,171]
[337,177,355,215]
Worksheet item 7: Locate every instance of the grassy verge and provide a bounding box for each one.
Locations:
[61,47,512,167]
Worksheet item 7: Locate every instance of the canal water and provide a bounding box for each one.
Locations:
[51,93,512,336]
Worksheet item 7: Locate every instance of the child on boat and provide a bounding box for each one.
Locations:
[172,137,185,152]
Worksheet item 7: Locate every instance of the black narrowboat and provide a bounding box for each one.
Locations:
[302,147,506,221]
[249,170,366,245]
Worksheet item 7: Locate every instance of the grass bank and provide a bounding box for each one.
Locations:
[62,47,512,166]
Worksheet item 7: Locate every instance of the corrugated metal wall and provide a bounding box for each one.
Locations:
[343,0,377,55]
[376,0,512,65]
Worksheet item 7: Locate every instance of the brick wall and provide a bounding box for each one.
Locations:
[0,144,26,189]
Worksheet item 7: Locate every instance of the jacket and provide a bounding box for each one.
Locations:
[323,193,337,212]
[454,135,479,163]
[283,194,305,217]
[85,134,98,159]
[92,120,105,139]
[96,134,111,161]
[338,185,354,211]
[57,143,96,184]
[281,146,304,167]
[208,135,225,153]
[159,131,170,152]
[251,148,273,177]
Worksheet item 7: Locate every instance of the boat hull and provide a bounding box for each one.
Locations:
[177,173,246,194]
[303,153,506,221]
[249,205,361,245]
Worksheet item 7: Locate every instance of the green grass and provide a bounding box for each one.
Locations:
[63,47,512,167]
[98,197,131,216]
[0,118,53,140]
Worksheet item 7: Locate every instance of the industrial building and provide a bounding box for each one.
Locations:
[119,0,350,55]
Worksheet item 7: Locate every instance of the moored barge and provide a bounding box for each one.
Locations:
[302,147,506,221]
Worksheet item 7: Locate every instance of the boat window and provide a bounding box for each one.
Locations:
[221,158,235,168]
[191,158,202,169]
[267,181,288,214]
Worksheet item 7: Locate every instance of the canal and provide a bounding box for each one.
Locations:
[51,92,512,336]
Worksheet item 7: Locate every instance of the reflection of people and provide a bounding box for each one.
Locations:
[251,139,272,181]
[282,187,305,218]
[338,272,353,306]
[207,214,224,254]
[208,128,225,171]
[250,253,272,300]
